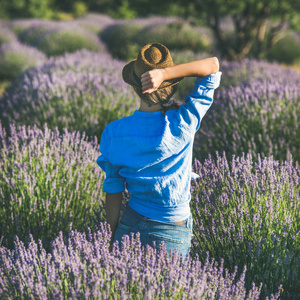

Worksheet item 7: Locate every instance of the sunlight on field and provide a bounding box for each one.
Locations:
[282,62,300,73]
[0,12,299,300]
[0,80,9,96]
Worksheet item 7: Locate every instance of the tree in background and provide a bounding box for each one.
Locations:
[191,0,300,60]
[98,0,300,60]
[1,0,299,61]
[0,0,51,19]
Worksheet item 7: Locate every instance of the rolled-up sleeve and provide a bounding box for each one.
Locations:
[179,71,222,132]
[96,128,125,193]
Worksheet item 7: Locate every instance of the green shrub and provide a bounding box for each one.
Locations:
[266,31,300,64]
[136,21,213,53]
[0,50,138,139]
[8,19,47,36]
[100,22,145,60]
[35,26,105,56]
[0,43,46,80]
[107,0,137,19]
[101,18,214,61]
[0,25,17,46]
[74,13,115,34]
[0,0,52,19]
[18,21,58,45]
[72,1,88,18]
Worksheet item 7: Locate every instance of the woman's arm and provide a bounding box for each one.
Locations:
[106,192,122,249]
[141,57,219,94]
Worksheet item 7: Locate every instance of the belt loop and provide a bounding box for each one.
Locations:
[184,217,188,228]
[187,214,192,229]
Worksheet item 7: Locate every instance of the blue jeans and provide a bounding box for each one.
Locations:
[114,204,193,258]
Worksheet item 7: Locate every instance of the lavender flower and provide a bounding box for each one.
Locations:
[0,50,139,139]
[191,60,300,162]
[191,153,300,299]
[18,20,106,56]
[0,24,17,46]
[0,224,267,299]
[0,123,105,250]
[8,19,55,36]
[74,13,115,34]
[0,42,46,80]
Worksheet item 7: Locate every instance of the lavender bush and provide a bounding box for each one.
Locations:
[0,224,269,299]
[100,16,213,61]
[136,21,214,53]
[192,64,300,162]
[0,121,293,298]
[0,50,139,139]
[177,58,294,100]
[100,20,147,60]
[0,123,105,250]
[191,153,300,299]
[0,25,17,46]
[8,19,54,36]
[266,31,300,64]
[18,21,105,57]
[34,25,106,57]
[0,42,46,80]
[74,13,115,33]
[17,20,58,45]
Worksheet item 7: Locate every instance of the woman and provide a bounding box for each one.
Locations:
[97,42,221,258]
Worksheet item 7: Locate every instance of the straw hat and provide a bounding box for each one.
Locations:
[122,42,182,90]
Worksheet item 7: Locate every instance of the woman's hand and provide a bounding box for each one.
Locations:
[141,69,165,94]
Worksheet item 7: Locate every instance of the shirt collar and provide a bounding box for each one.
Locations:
[133,110,163,118]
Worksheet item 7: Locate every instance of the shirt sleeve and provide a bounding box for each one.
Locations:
[178,71,222,132]
[96,128,125,193]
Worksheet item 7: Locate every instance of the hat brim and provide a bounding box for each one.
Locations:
[122,59,183,90]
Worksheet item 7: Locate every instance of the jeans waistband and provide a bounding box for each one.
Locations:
[126,204,151,221]
[126,204,191,227]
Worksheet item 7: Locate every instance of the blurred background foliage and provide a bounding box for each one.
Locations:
[0,0,300,61]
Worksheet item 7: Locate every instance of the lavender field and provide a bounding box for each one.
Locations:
[0,14,299,299]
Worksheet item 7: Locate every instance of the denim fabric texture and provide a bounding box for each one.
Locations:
[97,72,222,223]
[114,205,193,258]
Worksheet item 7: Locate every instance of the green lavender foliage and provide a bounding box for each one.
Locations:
[0,225,265,299]
[0,25,17,46]
[0,50,139,139]
[0,43,46,80]
[100,17,214,61]
[17,21,105,57]
[0,123,105,251]
[191,153,300,299]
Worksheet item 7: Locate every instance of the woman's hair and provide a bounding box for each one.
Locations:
[133,85,180,113]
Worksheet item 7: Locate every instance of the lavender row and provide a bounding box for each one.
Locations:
[0,122,105,250]
[191,153,300,299]
[0,50,139,139]
[192,62,300,162]
[0,42,46,80]
[0,224,273,300]
[0,24,17,46]
[0,123,297,298]
[18,21,106,57]
[100,17,214,61]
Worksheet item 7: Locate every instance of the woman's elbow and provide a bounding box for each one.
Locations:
[211,57,219,73]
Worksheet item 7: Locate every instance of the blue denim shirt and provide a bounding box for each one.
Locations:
[97,72,222,222]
